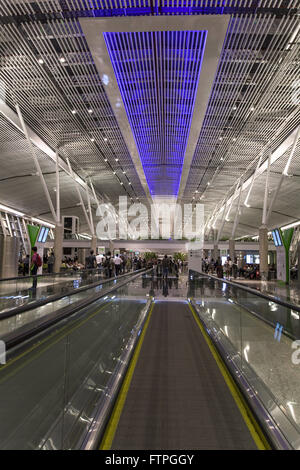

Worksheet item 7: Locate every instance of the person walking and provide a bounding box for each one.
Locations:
[162,255,169,279]
[85,250,97,276]
[114,254,122,276]
[30,247,42,291]
[232,257,238,279]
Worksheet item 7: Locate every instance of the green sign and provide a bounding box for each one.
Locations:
[27,224,40,249]
[280,227,294,283]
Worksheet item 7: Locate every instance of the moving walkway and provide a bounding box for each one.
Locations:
[0,272,299,450]
[0,269,145,348]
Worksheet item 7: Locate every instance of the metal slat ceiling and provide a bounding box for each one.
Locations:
[0,0,298,236]
[104,29,207,197]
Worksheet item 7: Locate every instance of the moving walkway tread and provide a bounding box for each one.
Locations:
[108,301,259,450]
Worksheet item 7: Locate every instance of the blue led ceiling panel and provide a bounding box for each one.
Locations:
[104,30,207,197]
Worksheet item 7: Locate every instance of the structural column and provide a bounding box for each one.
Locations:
[259,225,269,281]
[229,238,235,261]
[91,235,97,254]
[297,242,300,286]
[109,240,114,255]
[78,249,87,265]
[212,229,219,261]
[0,235,20,278]
[54,224,63,273]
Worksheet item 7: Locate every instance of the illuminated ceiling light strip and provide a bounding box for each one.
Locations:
[79,233,92,240]
[31,217,55,228]
[0,204,25,217]
[104,30,207,198]
[281,220,300,231]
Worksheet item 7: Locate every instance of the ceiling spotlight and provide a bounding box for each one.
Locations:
[207,182,211,186]
[59,56,66,63]
[115,158,119,162]
[129,182,132,185]
[120,182,123,185]
[38,58,44,65]
[219,137,223,141]
[250,106,255,112]
[232,105,237,110]
[195,190,199,193]
[88,108,93,113]
[122,171,126,174]
[113,171,116,175]
[104,137,108,142]
[90,138,95,142]
[220,157,224,161]
[104,158,108,162]
[233,137,237,142]
[71,109,77,114]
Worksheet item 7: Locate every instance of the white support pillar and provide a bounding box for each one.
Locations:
[17,217,28,255]
[231,184,243,239]
[229,238,235,261]
[205,205,218,238]
[55,151,60,225]
[244,154,262,207]
[85,181,95,236]
[54,151,63,273]
[283,126,300,176]
[266,126,300,225]
[91,235,97,254]
[66,158,93,235]
[226,180,240,222]
[262,150,272,226]
[86,181,97,252]
[54,224,64,273]
[16,104,57,222]
[0,212,7,237]
[22,219,31,253]
[216,203,227,244]
[259,225,269,281]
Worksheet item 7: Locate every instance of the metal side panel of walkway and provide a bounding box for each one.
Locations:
[110,301,258,450]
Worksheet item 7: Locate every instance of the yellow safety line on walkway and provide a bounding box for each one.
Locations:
[188,302,270,451]
[100,302,155,450]
[0,300,113,384]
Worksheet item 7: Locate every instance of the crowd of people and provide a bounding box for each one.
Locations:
[83,250,148,278]
[19,249,187,284]
[202,256,261,280]
[152,255,186,278]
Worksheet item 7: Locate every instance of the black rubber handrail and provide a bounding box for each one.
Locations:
[194,271,300,312]
[0,269,146,320]
[0,267,105,282]
[3,269,152,351]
